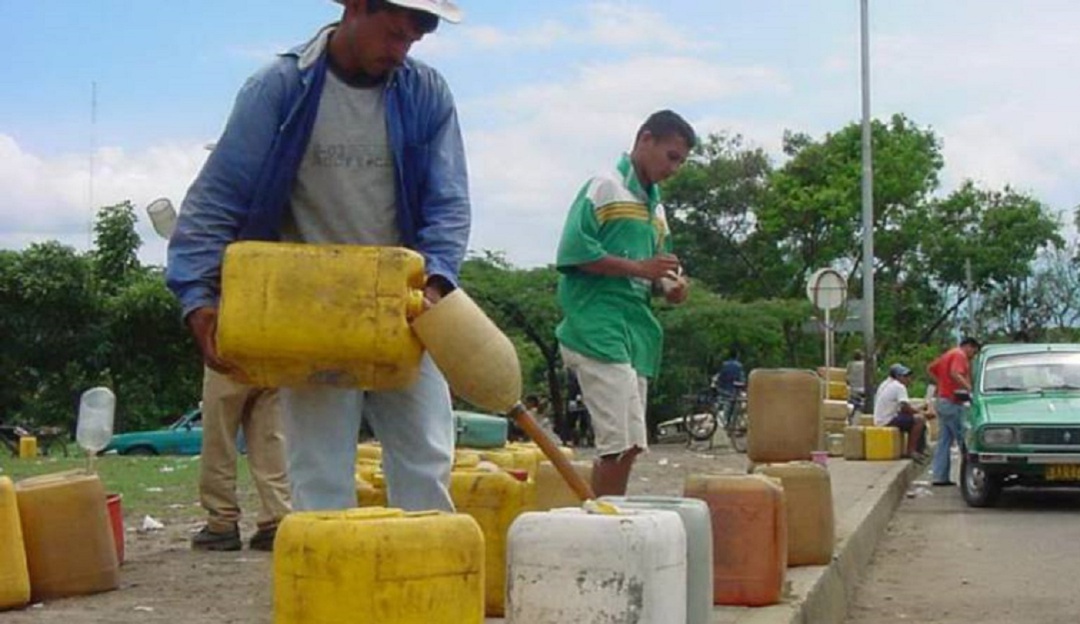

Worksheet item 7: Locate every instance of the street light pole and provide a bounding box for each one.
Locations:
[860,0,876,411]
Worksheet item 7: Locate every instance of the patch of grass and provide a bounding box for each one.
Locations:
[0,449,258,525]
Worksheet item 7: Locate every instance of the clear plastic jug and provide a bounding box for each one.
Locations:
[146,197,177,239]
[76,387,115,454]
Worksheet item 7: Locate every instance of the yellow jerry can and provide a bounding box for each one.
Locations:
[355,473,387,508]
[865,427,903,461]
[451,469,533,617]
[754,462,835,566]
[0,477,30,611]
[18,436,37,459]
[274,508,485,624]
[217,242,426,390]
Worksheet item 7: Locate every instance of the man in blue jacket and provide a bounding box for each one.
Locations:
[167,0,470,523]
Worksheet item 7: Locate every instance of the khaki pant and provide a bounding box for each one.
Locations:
[200,368,291,532]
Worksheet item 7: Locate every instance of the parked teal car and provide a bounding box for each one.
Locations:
[962,343,1080,507]
[102,408,203,456]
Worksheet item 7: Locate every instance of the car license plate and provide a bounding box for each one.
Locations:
[1045,464,1080,481]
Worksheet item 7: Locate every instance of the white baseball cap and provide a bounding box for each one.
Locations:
[332,0,463,23]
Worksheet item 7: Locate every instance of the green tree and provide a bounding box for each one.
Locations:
[0,242,102,425]
[921,182,1063,341]
[458,253,565,416]
[664,133,773,297]
[91,201,143,292]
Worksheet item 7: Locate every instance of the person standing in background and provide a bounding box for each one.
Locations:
[191,371,290,551]
[555,110,696,496]
[846,349,865,398]
[927,337,981,486]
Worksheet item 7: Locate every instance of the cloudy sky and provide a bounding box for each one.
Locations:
[3,0,1078,268]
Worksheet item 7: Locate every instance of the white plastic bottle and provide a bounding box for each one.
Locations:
[76,387,116,453]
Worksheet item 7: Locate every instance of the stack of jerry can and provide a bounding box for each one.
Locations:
[821,399,849,437]
[753,462,835,566]
[506,506,687,623]
[274,508,484,624]
[685,473,787,606]
[0,476,30,611]
[816,366,849,401]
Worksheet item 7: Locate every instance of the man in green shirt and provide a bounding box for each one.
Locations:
[555,110,696,496]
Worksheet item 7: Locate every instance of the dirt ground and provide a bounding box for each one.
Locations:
[4,439,748,624]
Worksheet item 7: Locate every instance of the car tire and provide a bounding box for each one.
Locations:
[124,446,158,456]
[961,454,1002,508]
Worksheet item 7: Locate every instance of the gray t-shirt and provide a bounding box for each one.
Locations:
[284,69,400,245]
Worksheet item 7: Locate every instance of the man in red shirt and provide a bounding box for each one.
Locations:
[927,337,981,485]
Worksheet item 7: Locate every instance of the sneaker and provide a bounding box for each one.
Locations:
[248,525,278,552]
[191,525,242,552]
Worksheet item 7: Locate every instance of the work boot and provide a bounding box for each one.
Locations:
[191,524,242,552]
[248,524,278,552]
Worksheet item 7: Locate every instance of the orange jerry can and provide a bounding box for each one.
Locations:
[15,471,119,602]
[684,473,787,606]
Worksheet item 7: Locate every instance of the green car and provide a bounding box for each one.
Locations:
[102,408,204,456]
[962,343,1080,507]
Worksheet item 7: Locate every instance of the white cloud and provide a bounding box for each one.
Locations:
[460,20,570,50]
[462,55,790,266]
[0,134,206,265]
[864,16,1080,212]
[422,1,719,56]
[584,2,720,52]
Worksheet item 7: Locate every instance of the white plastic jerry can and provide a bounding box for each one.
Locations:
[506,507,687,624]
[599,496,713,624]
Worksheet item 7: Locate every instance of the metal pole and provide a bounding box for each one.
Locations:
[965,258,975,335]
[860,0,876,412]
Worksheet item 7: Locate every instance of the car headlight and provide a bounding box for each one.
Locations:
[981,427,1016,446]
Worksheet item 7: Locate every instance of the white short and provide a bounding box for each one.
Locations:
[561,346,649,456]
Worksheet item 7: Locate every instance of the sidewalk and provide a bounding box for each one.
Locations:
[712,457,920,624]
[487,452,919,624]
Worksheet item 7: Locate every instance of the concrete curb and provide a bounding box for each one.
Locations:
[723,459,921,624]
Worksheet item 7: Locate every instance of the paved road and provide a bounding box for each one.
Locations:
[847,463,1080,624]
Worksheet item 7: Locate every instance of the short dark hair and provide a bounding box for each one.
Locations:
[366,0,439,35]
[636,110,697,149]
[960,337,982,349]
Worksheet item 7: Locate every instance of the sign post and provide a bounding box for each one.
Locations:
[807,269,847,371]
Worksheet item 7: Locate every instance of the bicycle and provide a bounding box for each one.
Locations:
[682,381,748,452]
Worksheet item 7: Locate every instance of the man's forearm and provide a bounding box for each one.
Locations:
[578,255,647,279]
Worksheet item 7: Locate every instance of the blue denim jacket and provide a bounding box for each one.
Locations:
[166,26,471,318]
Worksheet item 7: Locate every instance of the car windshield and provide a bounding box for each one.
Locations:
[981,351,1080,393]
